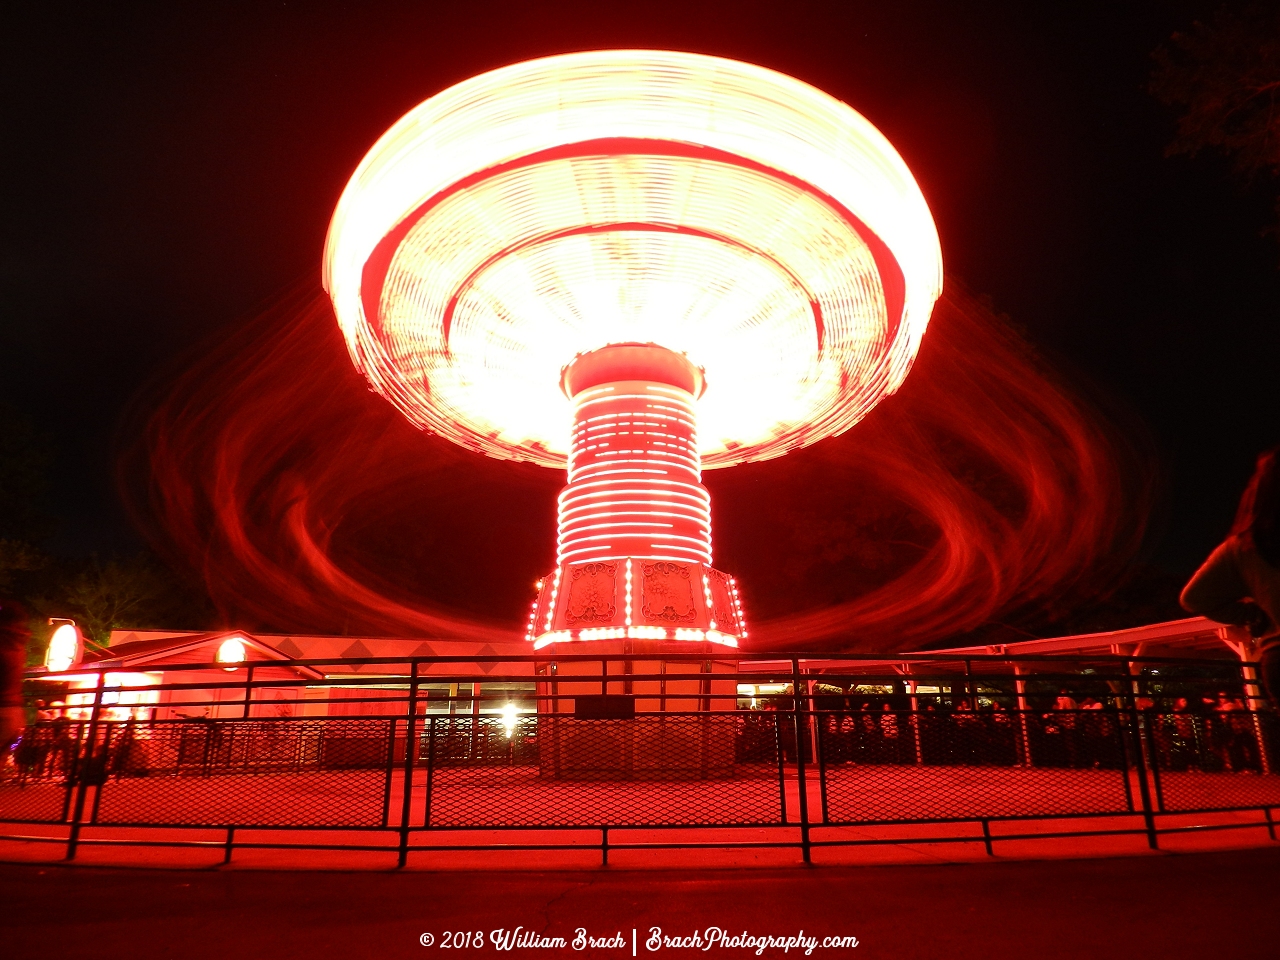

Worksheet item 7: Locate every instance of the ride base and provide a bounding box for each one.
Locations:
[535,641,739,780]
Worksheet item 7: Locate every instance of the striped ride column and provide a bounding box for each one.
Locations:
[557,344,710,566]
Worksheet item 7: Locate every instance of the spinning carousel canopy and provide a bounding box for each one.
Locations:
[324,50,943,468]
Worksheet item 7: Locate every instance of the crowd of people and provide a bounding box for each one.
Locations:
[5,713,150,785]
[1154,693,1263,774]
[739,686,1273,776]
[807,694,1127,770]
[1,684,1274,782]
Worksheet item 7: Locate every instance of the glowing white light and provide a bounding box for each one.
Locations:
[730,577,748,639]
[544,567,561,633]
[45,624,80,673]
[501,702,518,738]
[325,50,942,468]
[533,629,571,650]
[702,573,717,631]
[216,636,247,666]
[578,627,627,641]
[624,558,633,626]
[626,626,668,640]
[705,631,739,648]
[524,598,539,642]
[59,672,161,721]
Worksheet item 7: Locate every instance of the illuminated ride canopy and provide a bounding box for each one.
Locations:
[323,50,942,648]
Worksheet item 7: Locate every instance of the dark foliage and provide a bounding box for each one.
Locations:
[1152,3,1280,240]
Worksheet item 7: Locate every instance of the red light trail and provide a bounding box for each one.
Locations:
[119,285,1149,651]
[117,52,1149,652]
[322,51,943,647]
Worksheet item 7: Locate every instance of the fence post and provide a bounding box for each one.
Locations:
[468,681,481,760]
[773,710,787,824]
[381,711,398,828]
[806,678,819,768]
[423,716,437,829]
[1116,709,1137,813]
[699,661,713,780]
[1124,660,1159,850]
[1013,663,1033,767]
[792,659,811,864]
[65,671,105,861]
[814,693,829,825]
[397,662,420,868]
[906,665,924,766]
[1239,660,1272,775]
[241,665,255,719]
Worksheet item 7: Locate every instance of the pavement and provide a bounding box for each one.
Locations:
[6,846,1280,960]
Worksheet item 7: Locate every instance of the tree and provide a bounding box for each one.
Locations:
[0,404,52,595]
[1151,4,1280,238]
[36,554,214,647]
[3,403,214,654]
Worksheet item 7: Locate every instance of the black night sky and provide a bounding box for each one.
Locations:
[3,1,1278,639]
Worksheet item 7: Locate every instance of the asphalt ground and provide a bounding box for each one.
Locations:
[5,847,1279,960]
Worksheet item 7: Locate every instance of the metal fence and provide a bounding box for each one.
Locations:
[2,652,1278,864]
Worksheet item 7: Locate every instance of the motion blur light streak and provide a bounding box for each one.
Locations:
[731,288,1152,648]
[117,52,1148,651]
[324,51,945,648]
[118,284,1149,650]
[118,286,536,642]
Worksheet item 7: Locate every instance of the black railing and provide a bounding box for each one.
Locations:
[2,652,1278,865]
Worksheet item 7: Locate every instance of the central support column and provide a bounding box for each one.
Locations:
[558,343,710,566]
[529,345,743,780]
[526,343,747,650]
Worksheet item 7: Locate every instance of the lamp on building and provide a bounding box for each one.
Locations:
[501,702,519,738]
[216,635,247,670]
[44,621,82,674]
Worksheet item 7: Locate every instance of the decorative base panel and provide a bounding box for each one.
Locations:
[526,558,746,648]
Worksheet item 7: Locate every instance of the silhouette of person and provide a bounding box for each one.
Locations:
[1181,447,1280,706]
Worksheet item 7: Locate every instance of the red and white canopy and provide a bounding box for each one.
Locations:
[324,50,942,468]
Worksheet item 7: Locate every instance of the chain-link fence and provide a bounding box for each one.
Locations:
[1148,710,1280,813]
[3,653,1278,862]
[819,710,1135,823]
[423,714,781,828]
[0,719,84,823]
[1,718,396,828]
